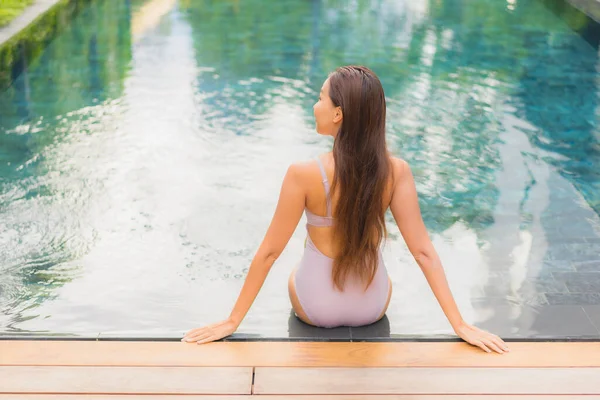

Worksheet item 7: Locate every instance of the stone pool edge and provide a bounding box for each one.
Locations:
[566,0,600,23]
[0,0,92,92]
[0,0,64,47]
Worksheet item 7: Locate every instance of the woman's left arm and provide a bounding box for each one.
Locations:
[183,164,306,344]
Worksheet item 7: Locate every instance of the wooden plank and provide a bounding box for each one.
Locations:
[2,341,600,367]
[0,366,252,394]
[253,367,600,395]
[2,396,600,400]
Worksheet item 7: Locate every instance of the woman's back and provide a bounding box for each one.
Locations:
[289,152,397,328]
[303,152,396,260]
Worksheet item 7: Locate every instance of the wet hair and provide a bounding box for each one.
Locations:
[328,65,391,291]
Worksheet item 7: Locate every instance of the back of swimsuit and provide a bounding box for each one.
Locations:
[294,156,390,328]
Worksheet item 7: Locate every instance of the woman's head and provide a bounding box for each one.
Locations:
[313,65,386,141]
[318,66,391,291]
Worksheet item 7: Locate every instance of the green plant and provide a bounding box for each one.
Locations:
[0,0,35,27]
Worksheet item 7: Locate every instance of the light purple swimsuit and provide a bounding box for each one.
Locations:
[294,157,390,328]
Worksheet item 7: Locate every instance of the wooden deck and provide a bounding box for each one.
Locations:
[1,341,600,398]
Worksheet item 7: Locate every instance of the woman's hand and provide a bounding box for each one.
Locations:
[182,318,238,344]
[455,322,510,354]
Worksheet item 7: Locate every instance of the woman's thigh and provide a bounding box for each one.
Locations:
[288,265,316,326]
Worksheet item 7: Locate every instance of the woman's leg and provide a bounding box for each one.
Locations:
[288,265,316,326]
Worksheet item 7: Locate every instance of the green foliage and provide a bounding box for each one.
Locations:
[0,0,35,27]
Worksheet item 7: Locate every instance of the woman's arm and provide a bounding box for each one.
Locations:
[183,163,306,344]
[389,157,509,354]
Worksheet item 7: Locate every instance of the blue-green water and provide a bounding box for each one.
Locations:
[1,0,599,337]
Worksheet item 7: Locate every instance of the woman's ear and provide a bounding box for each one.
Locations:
[333,106,343,124]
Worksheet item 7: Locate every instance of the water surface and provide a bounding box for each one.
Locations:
[1,0,599,338]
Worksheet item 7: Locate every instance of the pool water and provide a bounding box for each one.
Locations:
[1,0,599,338]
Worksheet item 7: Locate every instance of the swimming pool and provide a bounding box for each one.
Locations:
[1,0,599,339]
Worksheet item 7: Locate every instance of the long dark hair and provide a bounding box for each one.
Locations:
[328,65,391,291]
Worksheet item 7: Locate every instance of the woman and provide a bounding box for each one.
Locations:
[183,66,509,354]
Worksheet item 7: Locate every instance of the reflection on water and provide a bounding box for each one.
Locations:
[0,0,599,336]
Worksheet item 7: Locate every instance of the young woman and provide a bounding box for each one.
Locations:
[183,65,509,354]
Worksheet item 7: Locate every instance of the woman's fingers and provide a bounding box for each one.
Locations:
[197,334,220,345]
[183,329,201,340]
[184,328,203,339]
[192,331,214,343]
[183,328,210,342]
[185,327,228,343]
[183,319,238,345]
[458,324,509,354]
[185,322,220,337]
[492,336,509,352]
[485,333,509,353]
[482,338,504,354]
[195,327,232,344]
[474,340,491,353]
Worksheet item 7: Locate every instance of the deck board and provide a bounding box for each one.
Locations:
[0,366,252,394]
[2,341,599,397]
[2,396,600,400]
[253,367,600,395]
[2,341,600,367]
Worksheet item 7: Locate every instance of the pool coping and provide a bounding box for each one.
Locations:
[0,0,93,92]
[567,0,600,23]
[0,0,63,48]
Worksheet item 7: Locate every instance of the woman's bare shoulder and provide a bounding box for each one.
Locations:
[284,159,321,185]
[389,155,410,186]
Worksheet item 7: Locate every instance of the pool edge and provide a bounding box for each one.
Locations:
[567,0,600,23]
[0,0,65,48]
[0,0,91,92]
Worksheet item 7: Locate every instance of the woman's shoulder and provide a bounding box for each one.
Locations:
[286,154,411,183]
[389,155,409,171]
[283,158,323,187]
[288,154,410,173]
[287,159,320,173]
[389,155,411,187]
[288,154,330,174]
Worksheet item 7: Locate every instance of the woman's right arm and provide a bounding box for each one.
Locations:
[388,157,509,354]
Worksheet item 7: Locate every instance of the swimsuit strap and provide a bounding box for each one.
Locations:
[315,156,332,217]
